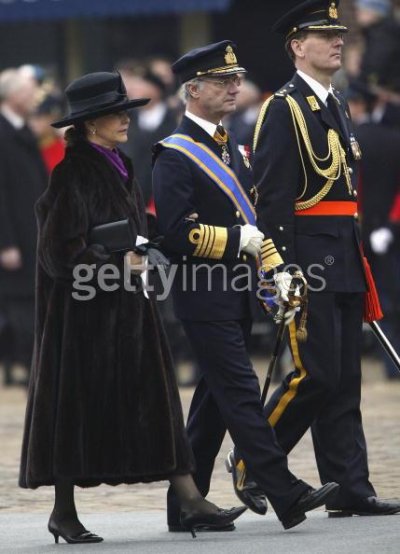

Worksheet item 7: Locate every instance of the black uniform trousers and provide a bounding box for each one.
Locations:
[167,318,308,524]
[264,291,375,508]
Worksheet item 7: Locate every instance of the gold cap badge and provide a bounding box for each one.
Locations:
[329,2,338,19]
[224,45,237,65]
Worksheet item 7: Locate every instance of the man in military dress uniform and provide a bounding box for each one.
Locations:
[153,40,339,532]
[232,0,400,518]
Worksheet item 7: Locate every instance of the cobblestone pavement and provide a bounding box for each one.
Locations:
[1,357,399,516]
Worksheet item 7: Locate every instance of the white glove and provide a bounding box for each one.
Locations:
[370,227,393,255]
[273,271,292,303]
[239,224,264,257]
[135,235,149,298]
[273,271,302,325]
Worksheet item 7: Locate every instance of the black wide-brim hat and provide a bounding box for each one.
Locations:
[51,71,150,129]
[172,40,246,84]
[273,0,348,40]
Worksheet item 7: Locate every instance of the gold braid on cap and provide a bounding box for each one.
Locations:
[196,64,239,76]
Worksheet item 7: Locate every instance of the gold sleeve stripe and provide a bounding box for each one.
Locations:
[189,224,228,259]
[261,244,277,254]
[262,250,279,260]
[261,239,278,254]
[203,226,215,258]
[261,252,284,272]
[213,227,228,259]
[197,225,210,257]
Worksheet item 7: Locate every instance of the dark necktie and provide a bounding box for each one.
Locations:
[213,125,230,165]
[326,93,344,136]
[19,124,35,143]
[213,124,228,145]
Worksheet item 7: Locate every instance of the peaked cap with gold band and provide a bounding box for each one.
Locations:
[172,40,246,83]
[273,0,348,39]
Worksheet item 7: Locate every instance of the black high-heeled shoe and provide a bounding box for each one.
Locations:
[48,517,104,544]
[180,506,247,538]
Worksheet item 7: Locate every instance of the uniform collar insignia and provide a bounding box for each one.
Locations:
[306,95,321,111]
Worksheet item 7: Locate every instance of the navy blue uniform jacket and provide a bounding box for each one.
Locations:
[153,116,264,321]
[254,73,366,292]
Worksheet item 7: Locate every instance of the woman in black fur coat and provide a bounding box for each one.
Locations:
[19,72,245,544]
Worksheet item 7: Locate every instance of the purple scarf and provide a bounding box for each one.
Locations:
[90,143,129,181]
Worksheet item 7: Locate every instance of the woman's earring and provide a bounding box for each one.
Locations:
[91,128,96,135]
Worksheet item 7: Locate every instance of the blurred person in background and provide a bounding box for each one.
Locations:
[342,42,364,80]
[148,55,178,98]
[225,78,262,149]
[29,93,65,174]
[118,61,178,209]
[355,0,399,90]
[355,0,400,129]
[19,64,47,86]
[347,79,400,380]
[0,67,47,386]
[148,55,183,115]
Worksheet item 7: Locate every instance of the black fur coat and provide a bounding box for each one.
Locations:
[19,140,193,488]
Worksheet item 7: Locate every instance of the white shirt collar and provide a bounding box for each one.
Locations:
[297,70,334,105]
[185,110,221,138]
[0,104,24,129]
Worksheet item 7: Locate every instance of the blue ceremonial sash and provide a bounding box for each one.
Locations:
[160,133,256,225]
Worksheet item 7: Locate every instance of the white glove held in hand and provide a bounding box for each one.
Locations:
[273,271,292,303]
[370,227,393,255]
[239,224,264,257]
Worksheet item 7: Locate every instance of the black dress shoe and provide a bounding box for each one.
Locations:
[327,496,400,517]
[281,482,340,530]
[225,450,268,515]
[180,506,247,538]
[48,517,103,544]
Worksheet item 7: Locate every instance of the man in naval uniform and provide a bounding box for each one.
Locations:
[230,0,400,518]
[153,40,339,532]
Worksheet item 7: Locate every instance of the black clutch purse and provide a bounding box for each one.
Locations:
[89,219,134,252]
[89,219,170,269]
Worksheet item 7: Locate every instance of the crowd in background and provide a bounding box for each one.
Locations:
[0,0,399,386]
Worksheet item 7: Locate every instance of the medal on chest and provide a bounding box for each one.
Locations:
[221,144,231,165]
[350,134,362,160]
[250,186,259,206]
